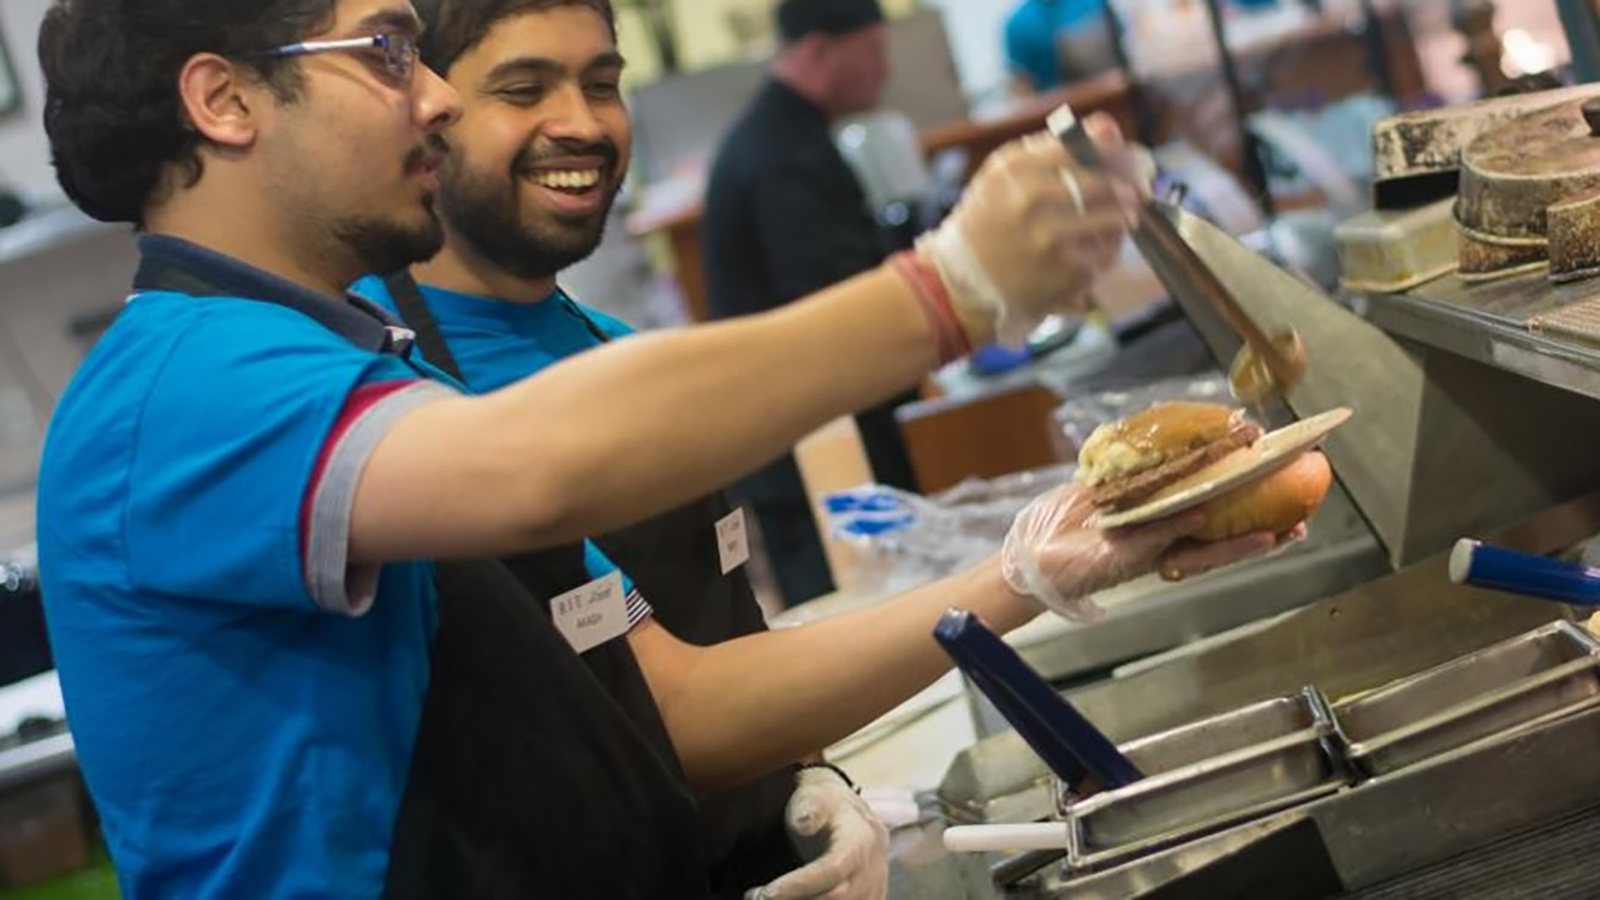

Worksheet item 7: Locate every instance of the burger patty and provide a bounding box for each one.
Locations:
[1089,418,1265,511]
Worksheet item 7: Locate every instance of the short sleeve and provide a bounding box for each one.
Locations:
[300,380,457,615]
[125,304,455,612]
[581,540,652,628]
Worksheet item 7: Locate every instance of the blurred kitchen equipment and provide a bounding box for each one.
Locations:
[835,107,945,256]
[835,109,932,217]
[1371,83,1600,209]
[0,548,47,690]
[1335,197,1458,293]
[1457,97,1600,282]
[0,187,22,230]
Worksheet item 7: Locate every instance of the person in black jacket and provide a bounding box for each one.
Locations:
[703,0,918,607]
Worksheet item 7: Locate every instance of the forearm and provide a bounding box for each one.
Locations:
[354,264,975,561]
[496,267,945,541]
[640,557,1040,791]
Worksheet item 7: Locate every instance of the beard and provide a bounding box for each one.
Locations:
[331,196,444,277]
[334,196,447,278]
[437,140,622,281]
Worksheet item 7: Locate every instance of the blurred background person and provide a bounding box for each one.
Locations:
[703,0,920,607]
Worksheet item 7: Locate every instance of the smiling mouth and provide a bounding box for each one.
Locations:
[527,168,604,193]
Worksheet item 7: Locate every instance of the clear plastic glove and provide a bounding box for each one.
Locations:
[916,113,1149,346]
[999,484,1295,622]
[745,767,890,900]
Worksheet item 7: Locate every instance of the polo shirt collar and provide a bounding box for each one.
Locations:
[132,233,411,355]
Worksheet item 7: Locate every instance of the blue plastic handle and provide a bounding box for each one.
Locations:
[933,608,1142,792]
[1449,539,1600,607]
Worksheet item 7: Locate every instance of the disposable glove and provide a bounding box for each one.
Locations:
[745,766,889,900]
[916,113,1149,346]
[1000,483,1299,621]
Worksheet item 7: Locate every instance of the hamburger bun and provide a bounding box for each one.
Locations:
[1193,450,1332,540]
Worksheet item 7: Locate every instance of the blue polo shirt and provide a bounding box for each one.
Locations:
[352,276,633,391]
[1005,0,1105,91]
[37,240,645,898]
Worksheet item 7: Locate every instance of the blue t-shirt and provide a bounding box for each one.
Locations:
[353,276,634,392]
[39,279,642,896]
[1005,0,1105,91]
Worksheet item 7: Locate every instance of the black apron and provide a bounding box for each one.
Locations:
[386,274,802,896]
[131,237,710,899]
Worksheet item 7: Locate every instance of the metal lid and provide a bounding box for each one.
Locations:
[1373,84,1600,184]
[1459,98,1600,241]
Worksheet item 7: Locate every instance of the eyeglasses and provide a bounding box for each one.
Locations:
[261,32,419,82]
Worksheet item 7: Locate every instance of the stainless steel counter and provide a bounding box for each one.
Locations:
[1015,483,1384,687]
[932,491,1600,897]
[1027,702,1600,897]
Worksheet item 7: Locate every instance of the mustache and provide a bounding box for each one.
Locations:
[513,138,619,175]
[405,135,451,169]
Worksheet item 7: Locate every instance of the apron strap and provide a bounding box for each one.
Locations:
[553,292,613,345]
[384,270,467,380]
[385,269,612,375]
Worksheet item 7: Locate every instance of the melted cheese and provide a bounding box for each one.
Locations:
[1075,402,1236,486]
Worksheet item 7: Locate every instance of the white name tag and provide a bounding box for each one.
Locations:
[716,508,751,575]
[550,571,628,654]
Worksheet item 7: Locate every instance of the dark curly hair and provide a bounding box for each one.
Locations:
[414,0,615,77]
[39,0,338,226]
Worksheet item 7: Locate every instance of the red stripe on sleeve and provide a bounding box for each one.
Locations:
[299,380,421,576]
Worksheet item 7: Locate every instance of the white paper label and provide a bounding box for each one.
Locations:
[716,508,751,575]
[550,571,628,654]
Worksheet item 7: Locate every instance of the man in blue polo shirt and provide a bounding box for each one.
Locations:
[36,0,1290,895]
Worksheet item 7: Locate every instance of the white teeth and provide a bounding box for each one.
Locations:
[532,169,601,190]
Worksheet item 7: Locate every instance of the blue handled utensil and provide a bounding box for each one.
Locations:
[933,608,1142,792]
[1449,539,1600,607]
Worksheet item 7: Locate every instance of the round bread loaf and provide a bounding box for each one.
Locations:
[1194,451,1332,540]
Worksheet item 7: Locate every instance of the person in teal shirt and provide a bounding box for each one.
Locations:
[1006,0,1283,94]
[1004,0,1109,93]
[349,2,864,893]
[355,277,632,391]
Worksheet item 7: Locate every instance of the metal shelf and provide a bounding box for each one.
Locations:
[1357,270,1600,403]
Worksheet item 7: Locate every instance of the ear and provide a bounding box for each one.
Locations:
[794,33,831,65]
[175,53,265,150]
